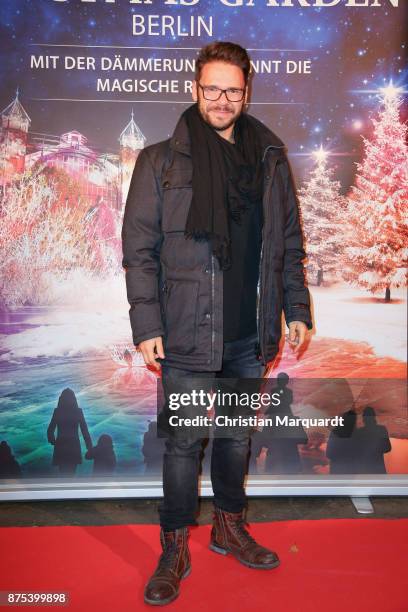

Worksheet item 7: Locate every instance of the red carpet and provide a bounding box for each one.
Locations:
[1,519,407,611]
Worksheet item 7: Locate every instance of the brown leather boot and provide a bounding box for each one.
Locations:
[144,527,191,606]
[209,507,280,569]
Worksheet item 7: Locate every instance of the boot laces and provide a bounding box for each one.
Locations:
[231,518,257,547]
[159,543,178,570]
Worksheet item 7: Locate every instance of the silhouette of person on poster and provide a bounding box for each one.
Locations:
[142,421,166,474]
[85,433,117,476]
[326,409,359,474]
[0,440,22,479]
[47,388,93,476]
[354,406,392,474]
[263,373,308,474]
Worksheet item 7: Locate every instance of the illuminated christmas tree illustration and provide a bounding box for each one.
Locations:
[298,147,347,285]
[342,81,408,302]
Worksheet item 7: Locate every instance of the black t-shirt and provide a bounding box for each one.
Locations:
[222,195,263,342]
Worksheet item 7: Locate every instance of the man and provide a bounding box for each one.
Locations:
[122,41,313,606]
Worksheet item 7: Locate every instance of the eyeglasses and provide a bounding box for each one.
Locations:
[197,82,246,103]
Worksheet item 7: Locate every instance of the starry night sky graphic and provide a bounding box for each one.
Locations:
[0,0,407,187]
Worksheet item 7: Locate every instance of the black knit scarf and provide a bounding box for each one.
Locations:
[183,103,264,271]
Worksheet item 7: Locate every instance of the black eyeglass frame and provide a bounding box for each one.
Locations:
[196,81,246,102]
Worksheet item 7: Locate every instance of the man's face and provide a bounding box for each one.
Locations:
[192,61,248,134]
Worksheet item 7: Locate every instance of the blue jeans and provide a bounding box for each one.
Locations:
[158,331,263,531]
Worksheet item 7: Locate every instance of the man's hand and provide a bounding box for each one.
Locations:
[139,336,165,370]
[287,321,308,352]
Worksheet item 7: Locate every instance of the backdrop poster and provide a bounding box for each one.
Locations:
[0,0,407,489]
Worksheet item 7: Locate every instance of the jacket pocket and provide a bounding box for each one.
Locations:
[163,279,199,355]
[162,168,192,190]
[162,190,192,233]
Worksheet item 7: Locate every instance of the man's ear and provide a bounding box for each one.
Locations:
[243,84,249,106]
[244,75,253,108]
[192,79,198,102]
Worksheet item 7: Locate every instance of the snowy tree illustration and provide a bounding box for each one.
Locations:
[298,147,347,286]
[0,165,102,307]
[342,82,408,302]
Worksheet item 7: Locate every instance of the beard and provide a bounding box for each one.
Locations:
[197,99,244,133]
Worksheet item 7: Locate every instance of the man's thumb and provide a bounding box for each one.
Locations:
[156,338,165,358]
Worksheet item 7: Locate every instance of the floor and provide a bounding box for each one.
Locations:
[1,496,407,527]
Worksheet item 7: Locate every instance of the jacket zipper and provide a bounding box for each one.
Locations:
[258,155,280,363]
[256,242,264,362]
[258,170,270,365]
[161,280,168,320]
[211,253,215,363]
[258,235,266,364]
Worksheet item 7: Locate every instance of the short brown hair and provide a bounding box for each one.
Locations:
[195,41,251,85]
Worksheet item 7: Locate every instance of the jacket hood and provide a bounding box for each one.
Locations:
[169,105,286,161]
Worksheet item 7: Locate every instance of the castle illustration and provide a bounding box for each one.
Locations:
[0,89,146,208]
